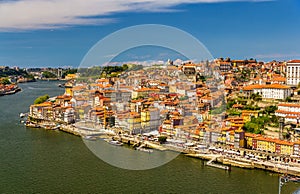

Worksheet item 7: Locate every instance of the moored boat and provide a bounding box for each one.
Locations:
[20,113,26,118]
[109,140,123,146]
[83,135,97,141]
[137,147,153,153]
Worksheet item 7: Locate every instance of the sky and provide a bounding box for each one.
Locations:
[0,0,300,67]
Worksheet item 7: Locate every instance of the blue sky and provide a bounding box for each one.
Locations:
[0,0,299,67]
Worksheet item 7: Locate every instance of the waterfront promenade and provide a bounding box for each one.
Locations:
[32,121,300,177]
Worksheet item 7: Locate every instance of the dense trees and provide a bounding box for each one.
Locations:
[158,136,167,144]
[250,93,262,101]
[62,69,77,78]
[263,105,277,114]
[42,71,57,78]
[243,117,268,134]
[34,94,50,104]
[0,78,11,85]
[285,97,292,102]
[0,67,34,79]
[242,114,279,134]
[78,64,130,78]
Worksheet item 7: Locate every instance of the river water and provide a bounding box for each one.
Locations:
[0,81,299,193]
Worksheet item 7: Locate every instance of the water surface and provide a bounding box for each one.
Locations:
[0,81,299,193]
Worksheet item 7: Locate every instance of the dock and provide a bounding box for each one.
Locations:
[206,155,230,171]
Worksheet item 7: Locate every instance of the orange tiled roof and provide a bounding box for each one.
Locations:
[288,60,300,63]
[72,86,86,91]
[278,103,300,108]
[242,84,262,90]
[96,78,109,83]
[275,110,300,115]
[243,84,290,90]
[245,133,261,138]
[272,76,286,82]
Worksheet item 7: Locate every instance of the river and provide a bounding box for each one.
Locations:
[0,81,299,193]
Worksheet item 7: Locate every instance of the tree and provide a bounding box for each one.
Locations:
[158,136,167,144]
[34,94,50,104]
[0,78,11,85]
[62,68,77,78]
[42,71,57,78]
[179,96,188,101]
[263,105,278,115]
[250,93,262,101]
[285,97,292,102]
[122,64,129,71]
[226,100,235,109]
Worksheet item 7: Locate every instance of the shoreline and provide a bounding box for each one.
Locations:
[185,153,300,176]
[0,87,21,96]
[25,120,300,177]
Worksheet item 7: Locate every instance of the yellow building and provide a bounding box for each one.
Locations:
[276,140,294,155]
[226,117,244,128]
[241,110,259,122]
[141,110,150,131]
[65,74,77,80]
[141,110,150,122]
[128,112,141,134]
[64,82,73,96]
[256,136,276,153]
[245,133,260,149]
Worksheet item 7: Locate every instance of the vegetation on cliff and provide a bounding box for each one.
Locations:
[34,94,50,104]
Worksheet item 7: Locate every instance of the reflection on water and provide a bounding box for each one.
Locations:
[84,138,179,170]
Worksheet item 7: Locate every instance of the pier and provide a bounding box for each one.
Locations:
[206,155,230,171]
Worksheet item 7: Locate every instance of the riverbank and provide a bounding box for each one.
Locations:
[186,153,300,176]
[25,119,300,177]
[0,85,21,96]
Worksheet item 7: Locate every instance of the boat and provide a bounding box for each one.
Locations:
[25,122,40,128]
[137,147,153,153]
[20,113,26,118]
[83,135,97,141]
[109,140,123,146]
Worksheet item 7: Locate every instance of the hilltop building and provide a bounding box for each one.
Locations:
[286,60,300,86]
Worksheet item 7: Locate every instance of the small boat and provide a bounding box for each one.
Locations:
[83,135,97,141]
[109,140,123,146]
[20,113,26,118]
[25,122,40,128]
[137,147,153,153]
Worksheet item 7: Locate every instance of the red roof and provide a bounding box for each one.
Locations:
[278,103,300,108]
[243,84,290,90]
[288,60,300,63]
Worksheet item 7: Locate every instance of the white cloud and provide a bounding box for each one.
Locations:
[0,0,272,31]
[255,53,300,60]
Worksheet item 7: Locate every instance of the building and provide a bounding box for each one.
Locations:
[234,130,245,148]
[241,110,259,122]
[218,61,232,73]
[242,84,292,100]
[128,112,141,134]
[275,103,300,124]
[286,60,300,86]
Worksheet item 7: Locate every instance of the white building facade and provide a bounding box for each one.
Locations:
[275,103,300,124]
[286,60,300,86]
[243,84,292,100]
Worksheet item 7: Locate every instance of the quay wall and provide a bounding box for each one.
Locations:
[25,119,300,177]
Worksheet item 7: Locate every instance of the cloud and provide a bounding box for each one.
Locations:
[100,60,167,67]
[0,0,272,31]
[255,53,300,60]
